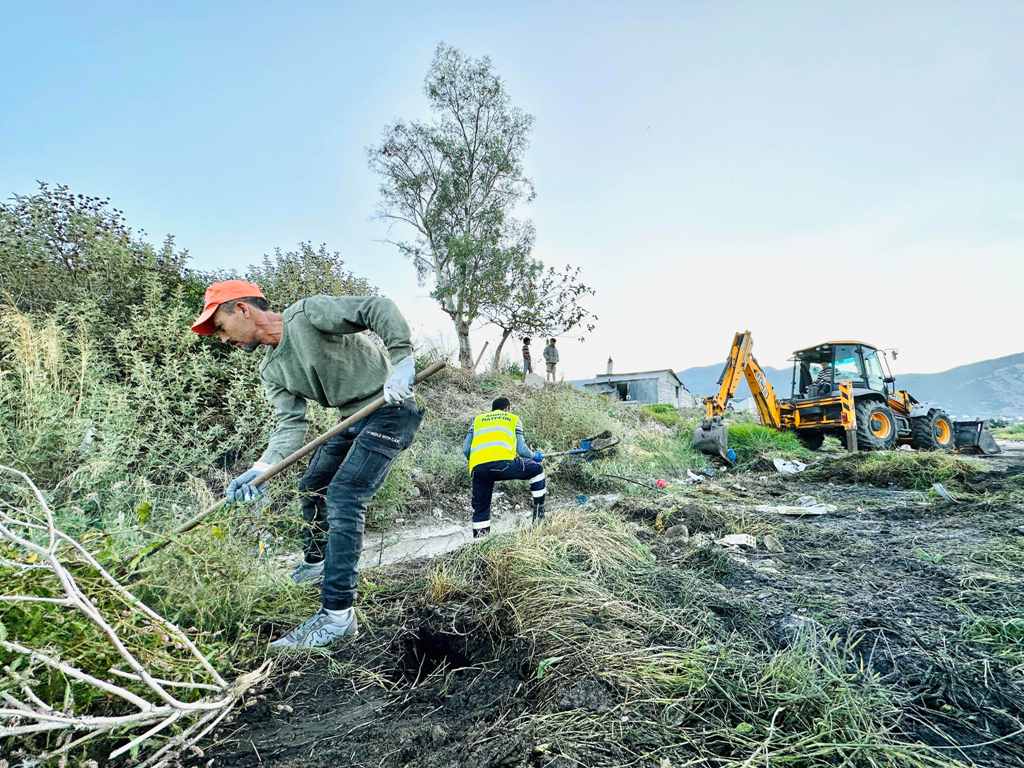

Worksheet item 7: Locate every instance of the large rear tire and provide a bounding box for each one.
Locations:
[797,430,824,451]
[910,409,955,451]
[855,399,898,450]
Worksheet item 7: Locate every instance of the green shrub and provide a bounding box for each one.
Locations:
[993,423,1024,440]
[641,403,684,429]
[727,423,812,467]
[518,384,619,450]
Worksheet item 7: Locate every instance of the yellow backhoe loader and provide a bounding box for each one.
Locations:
[692,332,1000,460]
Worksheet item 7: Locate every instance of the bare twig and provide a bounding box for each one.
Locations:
[0,464,269,764]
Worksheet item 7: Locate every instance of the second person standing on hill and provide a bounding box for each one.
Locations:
[543,338,559,383]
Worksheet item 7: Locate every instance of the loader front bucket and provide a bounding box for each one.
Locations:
[692,419,731,462]
[954,420,1002,455]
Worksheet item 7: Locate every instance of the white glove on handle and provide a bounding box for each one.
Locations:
[383,355,415,405]
[226,462,270,503]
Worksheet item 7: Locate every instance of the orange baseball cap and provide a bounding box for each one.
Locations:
[191,280,266,335]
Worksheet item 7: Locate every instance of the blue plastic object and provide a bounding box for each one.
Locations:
[726,448,737,464]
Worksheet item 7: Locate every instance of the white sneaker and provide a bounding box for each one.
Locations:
[290,558,325,584]
[269,608,358,651]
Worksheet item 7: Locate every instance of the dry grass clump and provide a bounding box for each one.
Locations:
[803,451,987,491]
[421,508,949,767]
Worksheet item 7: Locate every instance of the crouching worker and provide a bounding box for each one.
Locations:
[464,397,546,537]
[190,280,423,650]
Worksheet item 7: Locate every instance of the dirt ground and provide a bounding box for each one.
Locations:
[186,447,1024,768]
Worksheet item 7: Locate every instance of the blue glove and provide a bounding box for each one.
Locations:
[533,450,544,462]
[226,464,268,503]
[383,356,415,405]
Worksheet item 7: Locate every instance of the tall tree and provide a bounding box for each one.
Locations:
[369,43,535,368]
[482,259,598,369]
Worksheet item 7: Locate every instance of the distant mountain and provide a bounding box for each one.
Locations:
[678,352,1024,419]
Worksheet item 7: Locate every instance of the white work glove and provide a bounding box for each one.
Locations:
[383,355,415,405]
[226,462,270,503]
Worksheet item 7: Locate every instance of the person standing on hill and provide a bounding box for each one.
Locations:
[521,337,533,377]
[463,397,546,536]
[543,338,559,383]
[191,279,423,650]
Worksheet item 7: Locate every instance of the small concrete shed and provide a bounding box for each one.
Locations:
[575,369,695,408]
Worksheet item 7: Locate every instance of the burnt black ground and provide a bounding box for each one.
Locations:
[187,448,1024,768]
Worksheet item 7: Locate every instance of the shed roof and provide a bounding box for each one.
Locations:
[576,369,687,388]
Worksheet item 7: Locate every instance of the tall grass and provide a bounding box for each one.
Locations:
[727,422,812,467]
[422,509,947,767]
[803,451,986,491]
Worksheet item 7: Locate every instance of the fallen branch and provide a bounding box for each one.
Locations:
[0,464,269,765]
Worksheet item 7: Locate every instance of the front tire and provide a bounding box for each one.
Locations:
[855,399,898,451]
[911,409,955,451]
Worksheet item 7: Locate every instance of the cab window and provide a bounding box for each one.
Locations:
[832,345,865,384]
[862,349,886,392]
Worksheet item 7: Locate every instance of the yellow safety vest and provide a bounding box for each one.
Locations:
[468,410,519,472]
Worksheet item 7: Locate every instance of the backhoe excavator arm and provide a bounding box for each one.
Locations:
[703,332,752,420]
[741,354,783,430]
[702,332,782,428]
[693,331,783,460]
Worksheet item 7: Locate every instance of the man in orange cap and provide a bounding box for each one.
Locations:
[192,280,422,650]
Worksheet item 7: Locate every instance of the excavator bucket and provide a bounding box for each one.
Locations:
[954,420,1001,455]
[692,419,731,462]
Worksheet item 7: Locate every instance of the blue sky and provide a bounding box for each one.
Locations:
[3,2,1021,380]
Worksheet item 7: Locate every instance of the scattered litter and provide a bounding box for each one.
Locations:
[756,495,837,516]
[575,494,589,505]
[772,458,807,475]
[931,482,957,502]
[655,479,668,489]
[716,533,756,549]
[762,534,785,553]
[686,470,704,484]
[432,507,443,520]
[1015,525,1024,536]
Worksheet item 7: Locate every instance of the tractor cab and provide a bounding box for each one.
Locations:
[791,341,892,400]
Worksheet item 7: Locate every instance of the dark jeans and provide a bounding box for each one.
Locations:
[471,458,546,531]
[298,401,423,610]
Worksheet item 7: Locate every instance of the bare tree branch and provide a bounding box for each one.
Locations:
[0,464,269,764]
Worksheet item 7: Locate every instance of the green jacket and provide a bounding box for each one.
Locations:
[257,295,413,466]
